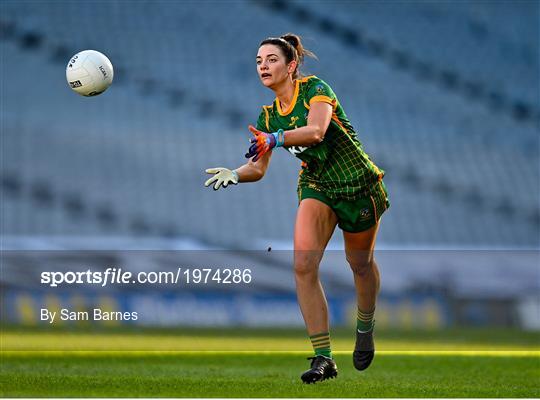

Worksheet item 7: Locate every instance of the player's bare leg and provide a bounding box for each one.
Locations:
[294,198,338,383]
[343,223,380,371]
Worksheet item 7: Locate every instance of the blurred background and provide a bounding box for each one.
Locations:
[1,0,539,335]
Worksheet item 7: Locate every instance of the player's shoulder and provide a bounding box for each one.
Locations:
[299,75,330,87]
[298,75,319,88]
[259,104,274,118]
[257,104,275,131]
[299,75,334,96]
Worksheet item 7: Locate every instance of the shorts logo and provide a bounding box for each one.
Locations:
[359,208,371,220]
[316,84,325,94]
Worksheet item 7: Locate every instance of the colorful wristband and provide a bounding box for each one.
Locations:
[272,129,285,147]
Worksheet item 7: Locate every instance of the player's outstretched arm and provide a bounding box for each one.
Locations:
[204,151,272,190]
[244,102,333,162]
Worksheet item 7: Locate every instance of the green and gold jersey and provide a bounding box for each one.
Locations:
[255,75,384,200]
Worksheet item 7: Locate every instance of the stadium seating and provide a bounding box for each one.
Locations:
[1,0,538,252]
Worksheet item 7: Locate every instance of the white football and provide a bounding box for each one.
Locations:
[66,50,114,96]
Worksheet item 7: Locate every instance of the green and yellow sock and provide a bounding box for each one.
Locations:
[309,332,332,358]
[357,307,375,332]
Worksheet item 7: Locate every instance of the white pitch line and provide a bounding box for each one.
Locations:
[2,350,539,357]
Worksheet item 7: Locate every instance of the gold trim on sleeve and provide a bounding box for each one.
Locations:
[309,95,334,105]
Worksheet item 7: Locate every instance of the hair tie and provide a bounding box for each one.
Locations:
[278,37,290,45]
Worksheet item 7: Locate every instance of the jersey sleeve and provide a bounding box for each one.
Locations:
[306,78,337,108]
[255,106,271,132]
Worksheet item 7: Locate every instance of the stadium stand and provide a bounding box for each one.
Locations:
[1,0,538,247]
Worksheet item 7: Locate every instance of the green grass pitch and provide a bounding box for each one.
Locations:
[1,327,539,397]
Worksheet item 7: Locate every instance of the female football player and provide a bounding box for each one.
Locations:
[205,33,389,384]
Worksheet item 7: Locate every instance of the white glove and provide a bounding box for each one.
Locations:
[205,167,239,190]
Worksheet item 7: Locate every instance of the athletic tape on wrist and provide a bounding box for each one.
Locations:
[231,170,239,183]
[272,129,285,147]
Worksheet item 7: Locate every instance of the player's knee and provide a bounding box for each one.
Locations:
[294,254,320,280]
[347,256,374,277]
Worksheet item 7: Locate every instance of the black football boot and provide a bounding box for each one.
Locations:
[353,325,375,371]
[300,355,338,384]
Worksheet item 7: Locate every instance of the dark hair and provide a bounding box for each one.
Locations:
[259,33,316,79]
